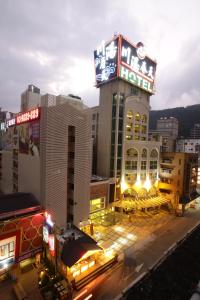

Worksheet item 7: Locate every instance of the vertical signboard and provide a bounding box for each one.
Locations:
[94,37,119,86]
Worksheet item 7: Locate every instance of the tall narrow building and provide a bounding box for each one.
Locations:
[94,35,161,199]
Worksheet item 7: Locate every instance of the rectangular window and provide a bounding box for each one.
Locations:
[118,145,122,157]
[150,161,157,170]
[90,197,105,213]
[92,114,96,120]
[119,106,124,118]
[118,119,123,131]
[118,132,123,144]
[125,161,137,170]
[112,119,116,130]
[111,132,115,144]
[141,161,146,170]
[117,158,121,170]
[0,238,15,262]
[92,125,95,131]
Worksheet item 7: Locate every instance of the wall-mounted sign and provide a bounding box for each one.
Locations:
[94,35,157,94]
[94,38,118,86]
[16,108,40,125]
[48,235,55,256]
[6,118,16,127]
[45,212,54,228]
[43,226,49,244]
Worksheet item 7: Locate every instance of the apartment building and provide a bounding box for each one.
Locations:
[159,152,198,208]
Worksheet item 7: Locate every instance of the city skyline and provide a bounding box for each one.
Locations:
[0,0,200,112]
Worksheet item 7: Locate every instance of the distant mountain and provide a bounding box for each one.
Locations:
[149,104,200,138]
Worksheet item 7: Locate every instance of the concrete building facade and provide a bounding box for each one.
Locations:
[0,89,92,229]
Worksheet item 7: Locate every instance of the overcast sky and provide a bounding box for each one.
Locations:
[0,0,200,112]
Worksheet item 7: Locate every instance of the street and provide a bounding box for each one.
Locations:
[80,208,200,300]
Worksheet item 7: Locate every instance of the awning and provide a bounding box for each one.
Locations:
[61,235,102,268]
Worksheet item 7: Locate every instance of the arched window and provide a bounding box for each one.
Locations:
[127,110,133,119]
[135,113,140,122]
[141,148,147,158]
[126,148,138,158]
[150,149,158,158]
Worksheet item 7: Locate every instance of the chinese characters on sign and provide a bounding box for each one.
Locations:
[94,38,118,86]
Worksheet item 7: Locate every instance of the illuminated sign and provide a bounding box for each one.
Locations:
[94,38,118,86]
[48,235,55,256]
[6,118,16,127]
[45,212,54,228]
[16,108,40,125]
[120,66,153,92]
[43,226,49,244]
[94,35,157,94]
[0,122,6,131]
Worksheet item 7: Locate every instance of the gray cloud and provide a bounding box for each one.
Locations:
[0,0,200,112]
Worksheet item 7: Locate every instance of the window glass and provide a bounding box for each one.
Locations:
[135,113,140,122]
[150,149,158,158]
[127,110,133,119]
[150,161,157,169]
[126,148,138,158]
[141,149,147,158]
[141,161,146,170]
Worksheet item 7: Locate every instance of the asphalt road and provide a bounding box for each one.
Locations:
[89,209,200,300]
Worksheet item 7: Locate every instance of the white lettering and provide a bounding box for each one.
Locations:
[106,41,117,60]
[121,46,131,64]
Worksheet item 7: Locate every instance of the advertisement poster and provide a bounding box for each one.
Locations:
[18,120,40,156]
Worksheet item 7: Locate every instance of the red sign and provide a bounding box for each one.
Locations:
[16,108,40,125]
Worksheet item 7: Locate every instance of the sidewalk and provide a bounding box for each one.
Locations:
[0,267,43,300]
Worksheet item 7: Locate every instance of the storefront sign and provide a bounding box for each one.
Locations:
[48,235,55,256]
[43,226,49,244]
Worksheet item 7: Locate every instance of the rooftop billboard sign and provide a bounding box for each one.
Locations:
[94,35,157,94]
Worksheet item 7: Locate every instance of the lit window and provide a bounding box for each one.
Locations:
[126,135,132,141]
[135,113,140,122]
[90,197,105,213]
[127,110,133,119]
[141,125,146,134]
[141,114,147,123]
[134,125,140,133]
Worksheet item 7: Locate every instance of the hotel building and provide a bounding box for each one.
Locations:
[93,34,161,199]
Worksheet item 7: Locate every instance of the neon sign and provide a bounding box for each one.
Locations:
[94,38,118,86]
[48,235,55,256]
[6,118,16,127]
[94,35,157,94]
[16,108,40,125]
[45,212,54,228]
